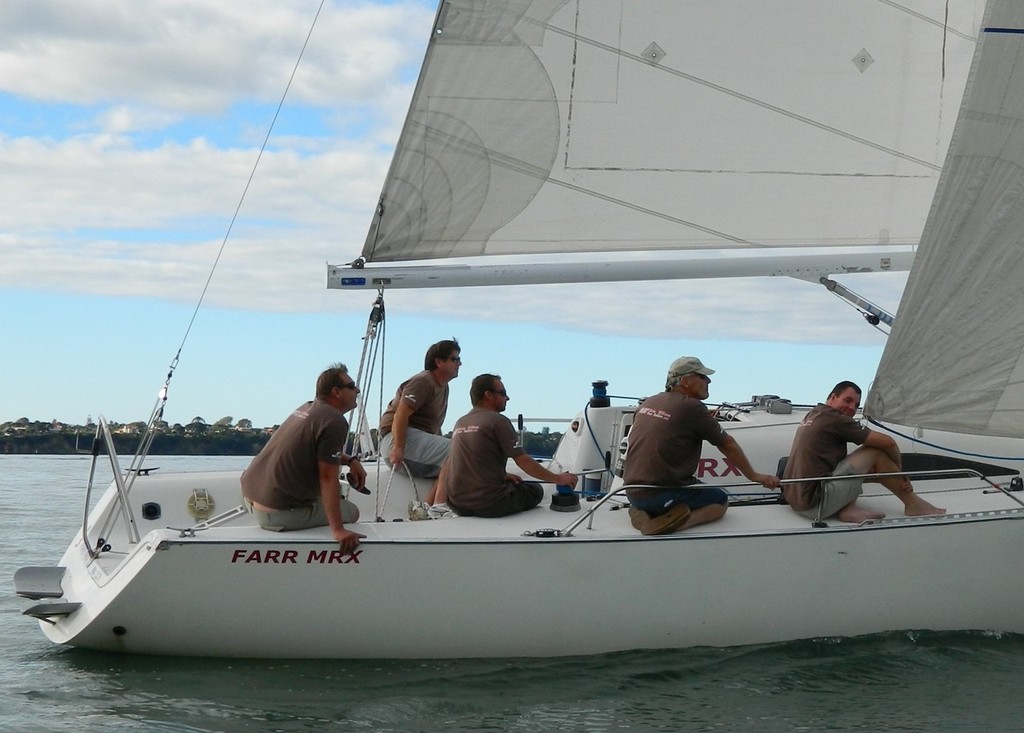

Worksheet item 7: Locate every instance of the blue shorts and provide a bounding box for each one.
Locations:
[627,484,729,517]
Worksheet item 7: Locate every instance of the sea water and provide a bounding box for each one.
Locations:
[3,454,1024,732]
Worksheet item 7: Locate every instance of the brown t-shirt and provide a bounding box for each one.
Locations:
[446,408,526,511]
[378,370,449,436]
[622,391,728,489]
[782,402,871,510]
[240,399,348,509]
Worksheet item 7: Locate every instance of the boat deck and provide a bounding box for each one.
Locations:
[111,469,1024,548]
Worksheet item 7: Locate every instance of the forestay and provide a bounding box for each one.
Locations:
[360,0,984,264]
[868,0,1024,438]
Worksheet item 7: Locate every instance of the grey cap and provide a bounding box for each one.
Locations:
[666,356,715,389]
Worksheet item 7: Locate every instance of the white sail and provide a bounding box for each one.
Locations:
[867,1,1024,438]
[357,0,983,267]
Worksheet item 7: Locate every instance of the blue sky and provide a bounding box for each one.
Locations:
[1,0,907,430]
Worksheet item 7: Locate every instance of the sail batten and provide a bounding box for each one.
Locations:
[360,1,983,265]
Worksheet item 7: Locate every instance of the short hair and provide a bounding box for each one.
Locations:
[470,373,501,406]
[425,338,460,371]
[315,362,350,398]
[828,380,862,400]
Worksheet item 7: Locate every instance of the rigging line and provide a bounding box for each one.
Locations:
[875,0,976,44]
[373,290,388,516]
[867,417,1024,462]
[168,0,328,368]
[530,18,942,172]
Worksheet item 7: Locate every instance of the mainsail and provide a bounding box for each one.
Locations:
[868,0,1024,438]
[355,0,983,270]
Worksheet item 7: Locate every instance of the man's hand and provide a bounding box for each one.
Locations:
[556,471,578,489]
[753,472,781,489]
[346,460,369,493]
[333,527,365,555]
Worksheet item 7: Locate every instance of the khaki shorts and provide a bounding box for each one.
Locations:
[795,458,863,520]
[380,428,450,478]
[245,497,359,531]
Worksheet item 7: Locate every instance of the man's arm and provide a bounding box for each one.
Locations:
[388,401,414,467]
[511,453,578,488]
[718,435,781,489]
[318,460,364,553]
[340,455,367,493]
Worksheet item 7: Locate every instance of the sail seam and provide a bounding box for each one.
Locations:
[528,17,942,172]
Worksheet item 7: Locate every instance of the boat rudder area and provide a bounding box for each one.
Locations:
[13,566,81,621]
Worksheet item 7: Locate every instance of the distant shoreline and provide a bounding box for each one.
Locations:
[0,431,270,456]
[0,425,563,457]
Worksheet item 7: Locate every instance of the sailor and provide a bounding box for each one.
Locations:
[241,363,366,554]
[783,380,945,522]
[445,373,578,517]
[623,356,780,535]
[378,339,461,516]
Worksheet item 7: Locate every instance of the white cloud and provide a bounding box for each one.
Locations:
[96,105,182,135]
[0,0,913,352]
[380,272,903,347]
[0,0,432,112]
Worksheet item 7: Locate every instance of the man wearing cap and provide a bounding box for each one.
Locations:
[622,356,781,535]
[782,380,945,522]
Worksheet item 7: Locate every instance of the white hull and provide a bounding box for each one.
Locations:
[18,399,1024,658]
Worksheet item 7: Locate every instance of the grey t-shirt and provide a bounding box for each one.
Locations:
[782,403,871,510]
[622,391,728,488]
[378,370,449,436]
[446,408,526,511]
[240,399,348,509]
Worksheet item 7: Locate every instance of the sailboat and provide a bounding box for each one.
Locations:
[16,0,1024,658]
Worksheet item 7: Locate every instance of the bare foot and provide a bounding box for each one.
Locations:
[837,505,886,523]
[904,496,946,516]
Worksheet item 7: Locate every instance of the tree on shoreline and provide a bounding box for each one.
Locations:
[1,418,563,457]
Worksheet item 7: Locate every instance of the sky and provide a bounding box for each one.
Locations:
[1,0,912,432]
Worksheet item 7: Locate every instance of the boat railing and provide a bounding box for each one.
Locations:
[82,417,141,557]
[555,467,1015,537]
[790,467,1015,527]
